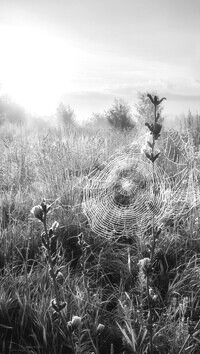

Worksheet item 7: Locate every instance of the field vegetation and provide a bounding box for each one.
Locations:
[1,94,200,353]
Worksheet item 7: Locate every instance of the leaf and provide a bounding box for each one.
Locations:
[147,141,153,148]
[145,122,154,132]
[147,94,166,106]
[154,96,166,106]
[158,97,166,105]
[147,93,154,104]
[58,302,66,311]
[155,134,161,140]
[155,228,161,238]
[0,324,12,329]
[154,123,162,135]
[152,153,160,162]
[145,152,153,162]
[117,322,136,350]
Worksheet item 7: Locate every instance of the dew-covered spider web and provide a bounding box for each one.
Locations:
[160,130,200,217]
[83,130,200,239]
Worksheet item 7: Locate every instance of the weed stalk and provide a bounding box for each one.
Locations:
[142,94,166,353]
[31,200,82,353]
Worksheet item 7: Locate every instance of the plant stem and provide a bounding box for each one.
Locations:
[147,102,158,354]
[150,103,157,263]
[146,274,153,354]
[43,211,60,306]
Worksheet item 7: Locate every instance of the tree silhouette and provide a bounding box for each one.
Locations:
[56,103,76,127]
[105,99,135,131]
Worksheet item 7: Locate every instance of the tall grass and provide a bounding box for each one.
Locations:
[1,118,200,353]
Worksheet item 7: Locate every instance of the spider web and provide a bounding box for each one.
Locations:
[83,131,200,239]
[160,130,200,219]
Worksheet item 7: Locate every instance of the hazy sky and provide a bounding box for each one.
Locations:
[0,0,200,122]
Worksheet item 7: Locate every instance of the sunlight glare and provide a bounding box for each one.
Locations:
[0,25,79,115]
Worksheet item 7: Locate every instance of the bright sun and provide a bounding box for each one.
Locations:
[0,25,79,115]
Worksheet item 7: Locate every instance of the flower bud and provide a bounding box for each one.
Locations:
[67,315,82,332]
[71,315,82,329]
[67,316,81,333]
[51,298,66,312]
[41,199,51,213]
[67,316,82,332]
[31,205,44,221]
[96,323,105,335]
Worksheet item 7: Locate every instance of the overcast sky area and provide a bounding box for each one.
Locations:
[0,0,200,123]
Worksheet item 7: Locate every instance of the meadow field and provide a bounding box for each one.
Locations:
[1,115,200,354]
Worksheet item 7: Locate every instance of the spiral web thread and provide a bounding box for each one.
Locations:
[83,131,200,239]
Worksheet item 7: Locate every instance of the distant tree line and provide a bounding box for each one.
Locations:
[105,98,135,131]
[0,91,167,131]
